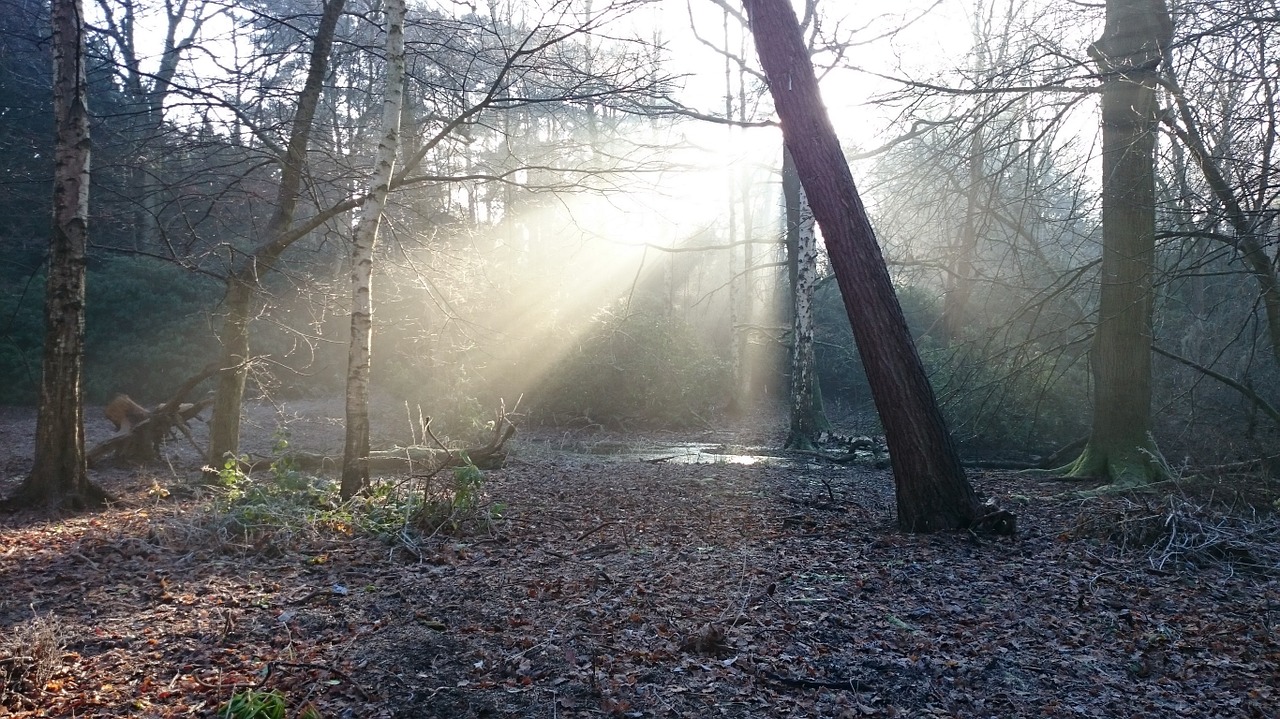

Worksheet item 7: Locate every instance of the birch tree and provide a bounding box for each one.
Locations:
[783,149,829,450]
[204,1,675,465]
[6,0,109,510]
[340,0,405,500]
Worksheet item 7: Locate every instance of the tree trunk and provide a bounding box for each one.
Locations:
[1059,0,1172,486]
[341,0,406,500]
[206,0,347,466]
[744,0,979,532]
[722,7,745,416]
[783,149,829,450]
[207,278,252,466]
[7,0,108,511]
[942,127,986,344]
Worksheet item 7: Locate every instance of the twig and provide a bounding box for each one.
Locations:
[575,521,613,541]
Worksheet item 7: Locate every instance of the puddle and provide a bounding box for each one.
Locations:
[531,440,794,466]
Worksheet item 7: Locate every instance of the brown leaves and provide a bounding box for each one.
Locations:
[1,447,1278,718]
[679,623,731,657]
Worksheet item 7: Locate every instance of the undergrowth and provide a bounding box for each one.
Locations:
[415,459,505,537]
[191,433,503,555]
[0,613,66,709]
[1071,485,1280,575]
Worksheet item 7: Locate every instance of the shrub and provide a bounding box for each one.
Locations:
[811,279,1087,453]
[415,459,503,536]
[201,432,432,553]
[532,308,729,428]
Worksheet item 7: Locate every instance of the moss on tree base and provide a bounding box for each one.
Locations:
[1044,439,1169,490]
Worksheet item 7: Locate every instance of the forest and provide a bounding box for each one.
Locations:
[0,0,1277,716]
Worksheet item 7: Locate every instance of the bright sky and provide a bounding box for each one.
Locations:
[653,0,976,151]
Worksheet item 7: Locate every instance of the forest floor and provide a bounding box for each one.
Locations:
[1,401,1278,718]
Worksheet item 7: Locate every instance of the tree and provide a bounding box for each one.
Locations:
[0,0,55,277]
[341,0,405,499]
[201,1,676,465]
[89,0,219,250]
[6,0,110,510]
[743,0,980,532]
[1158,0,1280,366]
[206,0,348,466]
[782,148,829,450]
[1057,0,1172,486]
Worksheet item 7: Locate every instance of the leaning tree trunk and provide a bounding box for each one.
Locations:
[783,149,829,450]
[206,0,347,466]
[341,0,406,500]
[1059,0,1172,486]
[745,0,980,532]
[8,0,109,511]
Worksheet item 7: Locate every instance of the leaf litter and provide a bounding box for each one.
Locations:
[1,429,1277,718]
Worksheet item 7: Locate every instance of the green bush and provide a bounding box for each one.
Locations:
[217,689,286,719]
[85,256,221,402]
[532,308,729,428]
[0,256,221,404]
[206,432,432,551]
[415,459,504,536]
[0,274,44,403]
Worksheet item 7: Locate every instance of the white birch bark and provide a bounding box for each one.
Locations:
[787,187,821,447]
[341,0,406,498]
[17,0,109,509]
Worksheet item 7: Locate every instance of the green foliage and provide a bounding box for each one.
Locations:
[84,256,221,402]
[533,308,729,427]
[415,459,504,536]
[210,431,336,547]
[206,431,429,550]
[0,256,221,404]
[349,479,423,537]
[217,689,286,719]
[0,274,45,403]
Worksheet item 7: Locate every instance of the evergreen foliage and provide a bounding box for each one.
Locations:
[534,308,730,428]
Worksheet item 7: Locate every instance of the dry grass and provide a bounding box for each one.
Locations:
[0,613,67,708]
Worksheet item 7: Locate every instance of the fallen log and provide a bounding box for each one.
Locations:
[88,394,213,466]
[280,445,506,473]
[276,410,516,475]
[87,363,222,466]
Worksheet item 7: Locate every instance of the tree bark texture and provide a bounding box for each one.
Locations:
[11,0,108,510]
[207,0,347,465]
[341,0,406,499]
[1062,0,1172,485]
[744,0,978,531]
[783,149,829,450]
